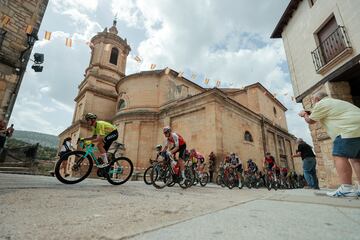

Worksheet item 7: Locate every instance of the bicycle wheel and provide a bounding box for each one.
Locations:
[151,163,172,189]
[55,151,93,184]
[199,172,209,187]
[179,166,194,189]
[216,175,221,185]
[107,157,134,185]
[143,166,153,185]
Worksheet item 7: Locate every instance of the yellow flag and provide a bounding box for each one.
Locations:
[204,78,209,85]
[134,55,142,63]
[177,71,183,78]
[25,25,33,34]
[164,67,170,74]
[150,64,156,70]
[1,15,10,26]
[44,31,52,40]
[216,80,221,88]
[65,38,72,48]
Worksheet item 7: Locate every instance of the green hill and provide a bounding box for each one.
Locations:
[11,130,59,149]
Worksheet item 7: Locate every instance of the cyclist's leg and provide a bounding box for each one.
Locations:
[101,130,119,164]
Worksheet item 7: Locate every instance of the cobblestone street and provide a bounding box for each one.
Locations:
[0,173,359,240]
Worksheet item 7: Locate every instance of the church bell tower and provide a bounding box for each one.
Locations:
[72,19,131,124]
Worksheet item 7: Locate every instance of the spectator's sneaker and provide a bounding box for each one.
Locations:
[326,185,357,197]
[97,163,109,168]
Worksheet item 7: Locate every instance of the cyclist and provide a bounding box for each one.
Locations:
[190,149,205,172]
[247,159,258,174]
[273,164,281,179]
[263,152,275,172]
[229,152,243,187]
[281,166,288,179]
[82,113,118,168]
[162,126,187,184]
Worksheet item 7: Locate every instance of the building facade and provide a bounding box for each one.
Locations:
[0,0,48,122]
[271,0,360,187]
[60,22,299,175]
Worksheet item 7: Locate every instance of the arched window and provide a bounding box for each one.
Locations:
[110,47,119,65]
[118,99,126,110]
[244,131,253,142]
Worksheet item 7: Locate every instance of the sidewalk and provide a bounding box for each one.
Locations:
[130,189,360,240]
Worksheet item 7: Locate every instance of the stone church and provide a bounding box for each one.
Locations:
[59,21,299,174]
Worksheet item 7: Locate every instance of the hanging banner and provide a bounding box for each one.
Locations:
[65,38,72,47]
[134,55,142,63]
[44,31,52,40]
[25,25,33,34]
[216,80,221,88]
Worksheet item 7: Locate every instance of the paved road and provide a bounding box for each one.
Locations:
[0,173,359,240]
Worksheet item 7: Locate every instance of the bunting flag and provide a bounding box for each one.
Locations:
[134,55,142,63]
[150,63,156,70]
[191,73,197,80]
[65,38,72,48]
[164,67,171,74]
[44,31,52,40]
[284,92,289,96]
[291,96,295,101]
[177,71,183,78]
[273,93,277,97]
[25,25,33,34]
[204,78,209,85]
[216,80,221,88]
[1,15,10,26]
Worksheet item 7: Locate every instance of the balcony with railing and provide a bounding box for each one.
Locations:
[311,26,352,73]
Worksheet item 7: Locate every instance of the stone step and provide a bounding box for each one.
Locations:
[0,162,31,167]
[0,166,32,174]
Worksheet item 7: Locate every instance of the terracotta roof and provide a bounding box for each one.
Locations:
[270,0,302,38]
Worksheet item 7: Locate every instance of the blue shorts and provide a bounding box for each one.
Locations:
[332,136,360,159]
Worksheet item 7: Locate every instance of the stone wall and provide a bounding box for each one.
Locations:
[0,0,48,120]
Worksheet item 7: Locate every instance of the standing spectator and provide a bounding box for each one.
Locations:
[6,124,14,138]
[0,120,7,154]
[292,138,319,189]
[208,152,216,182]
[299,92,360,197]
[57,137,75,177]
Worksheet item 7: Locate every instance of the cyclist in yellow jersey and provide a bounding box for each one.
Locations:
[82,113,118,168]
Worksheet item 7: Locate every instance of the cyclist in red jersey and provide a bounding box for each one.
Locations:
[263,152,275,171]
[162,126,187,184]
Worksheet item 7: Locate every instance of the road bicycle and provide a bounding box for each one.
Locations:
[150,151,194,189]
[55,140,133,185]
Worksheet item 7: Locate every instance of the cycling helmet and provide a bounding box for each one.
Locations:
[247,159,253,163]
[85,112,97,121]
[163,126,171,133]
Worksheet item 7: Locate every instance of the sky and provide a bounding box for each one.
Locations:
[9,0,312,144]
